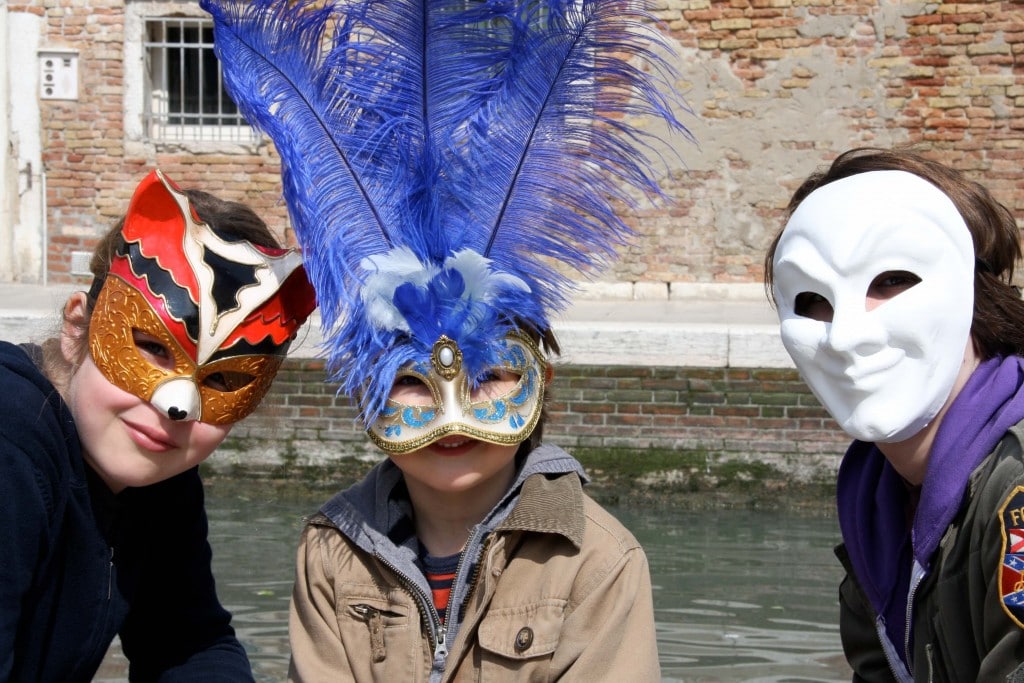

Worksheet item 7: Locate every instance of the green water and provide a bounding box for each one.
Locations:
[97,485,850,682]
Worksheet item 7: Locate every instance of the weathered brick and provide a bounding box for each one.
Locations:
[23,0,1024,482]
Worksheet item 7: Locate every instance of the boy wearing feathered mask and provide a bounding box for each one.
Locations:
[202,0,691,679]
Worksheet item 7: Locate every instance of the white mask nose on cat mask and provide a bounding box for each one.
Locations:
[772,170,975,443]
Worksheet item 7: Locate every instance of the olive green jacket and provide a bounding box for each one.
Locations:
[287,468,660,682]
[838,425,1024,682]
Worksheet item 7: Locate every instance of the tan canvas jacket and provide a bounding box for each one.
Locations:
[287,471,660,682]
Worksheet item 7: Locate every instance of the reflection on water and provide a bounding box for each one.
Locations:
[97,485,851,682]
[621,507,851,682]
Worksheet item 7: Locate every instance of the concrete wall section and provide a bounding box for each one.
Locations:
[4,9,45,283]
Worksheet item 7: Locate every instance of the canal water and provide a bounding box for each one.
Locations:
[97,485,851,682]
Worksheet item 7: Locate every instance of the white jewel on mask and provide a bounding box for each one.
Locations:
[772,170,975,443]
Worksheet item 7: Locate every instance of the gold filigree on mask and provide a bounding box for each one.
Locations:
[196,354,282,424]
[368,331,547,454]
[431,335,462,381]
[89,276,282,425]
[89,277,194,403]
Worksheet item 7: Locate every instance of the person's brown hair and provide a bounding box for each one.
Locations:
[43,188,280,388]
[764,147,1024,359]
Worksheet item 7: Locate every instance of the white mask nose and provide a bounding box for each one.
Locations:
[825,307,887,358]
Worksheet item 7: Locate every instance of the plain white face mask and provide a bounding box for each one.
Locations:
[772,170,975,443]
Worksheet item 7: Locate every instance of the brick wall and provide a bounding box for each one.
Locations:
[223,359,850,482]
[32,0,298,283]
[642,0,1024,282]
[26,1,1024,285]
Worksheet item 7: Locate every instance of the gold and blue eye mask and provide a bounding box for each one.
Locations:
[367,331,547,454]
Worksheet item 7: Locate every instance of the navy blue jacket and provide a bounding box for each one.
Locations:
[0,341,253,682]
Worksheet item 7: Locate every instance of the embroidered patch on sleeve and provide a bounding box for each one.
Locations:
[998,485,1024,629]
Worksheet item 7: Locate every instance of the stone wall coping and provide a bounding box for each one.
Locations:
[0,282,792,369]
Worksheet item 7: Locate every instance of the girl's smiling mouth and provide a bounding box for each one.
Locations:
[123,419,178,452]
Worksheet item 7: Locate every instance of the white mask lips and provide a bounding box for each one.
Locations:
[772,170,975,443]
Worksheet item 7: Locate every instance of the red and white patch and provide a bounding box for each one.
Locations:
[997,485,1024,629]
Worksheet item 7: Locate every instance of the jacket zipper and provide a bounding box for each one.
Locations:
[457,535,491,623]
[903,586,916,673]
[902,560,926,679]
[107,547,114,600]
[373,553,448,664]
[372,528,489,676]
[442,528,482,634]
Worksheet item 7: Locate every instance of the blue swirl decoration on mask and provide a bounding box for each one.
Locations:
[473,399,507,423]
[497,340,527,369]
[402,406,436,429]
[508,367,536,408]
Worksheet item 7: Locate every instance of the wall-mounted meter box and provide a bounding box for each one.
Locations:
[39,49,79,100]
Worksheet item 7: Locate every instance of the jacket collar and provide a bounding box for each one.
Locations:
[498,471,585,549]
[317,442,587,554]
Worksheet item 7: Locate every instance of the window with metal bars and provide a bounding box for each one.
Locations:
[143,17,258,142]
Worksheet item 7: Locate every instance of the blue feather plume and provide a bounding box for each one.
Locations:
[201,0,692,422]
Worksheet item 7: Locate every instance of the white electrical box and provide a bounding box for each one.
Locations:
[39,49,79,100]
[70,251,92,276]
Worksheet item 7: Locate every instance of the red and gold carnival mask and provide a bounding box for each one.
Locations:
[88,170,316,425]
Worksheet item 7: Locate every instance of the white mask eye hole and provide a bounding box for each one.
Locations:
[793,292,834,322]
[866,270,921,311]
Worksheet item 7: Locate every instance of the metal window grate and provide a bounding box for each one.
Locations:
[143,17,260,143]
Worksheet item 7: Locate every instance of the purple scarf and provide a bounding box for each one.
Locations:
[836,355,1024,664]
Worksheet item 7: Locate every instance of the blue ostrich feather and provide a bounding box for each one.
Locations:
[201,0,692,423]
